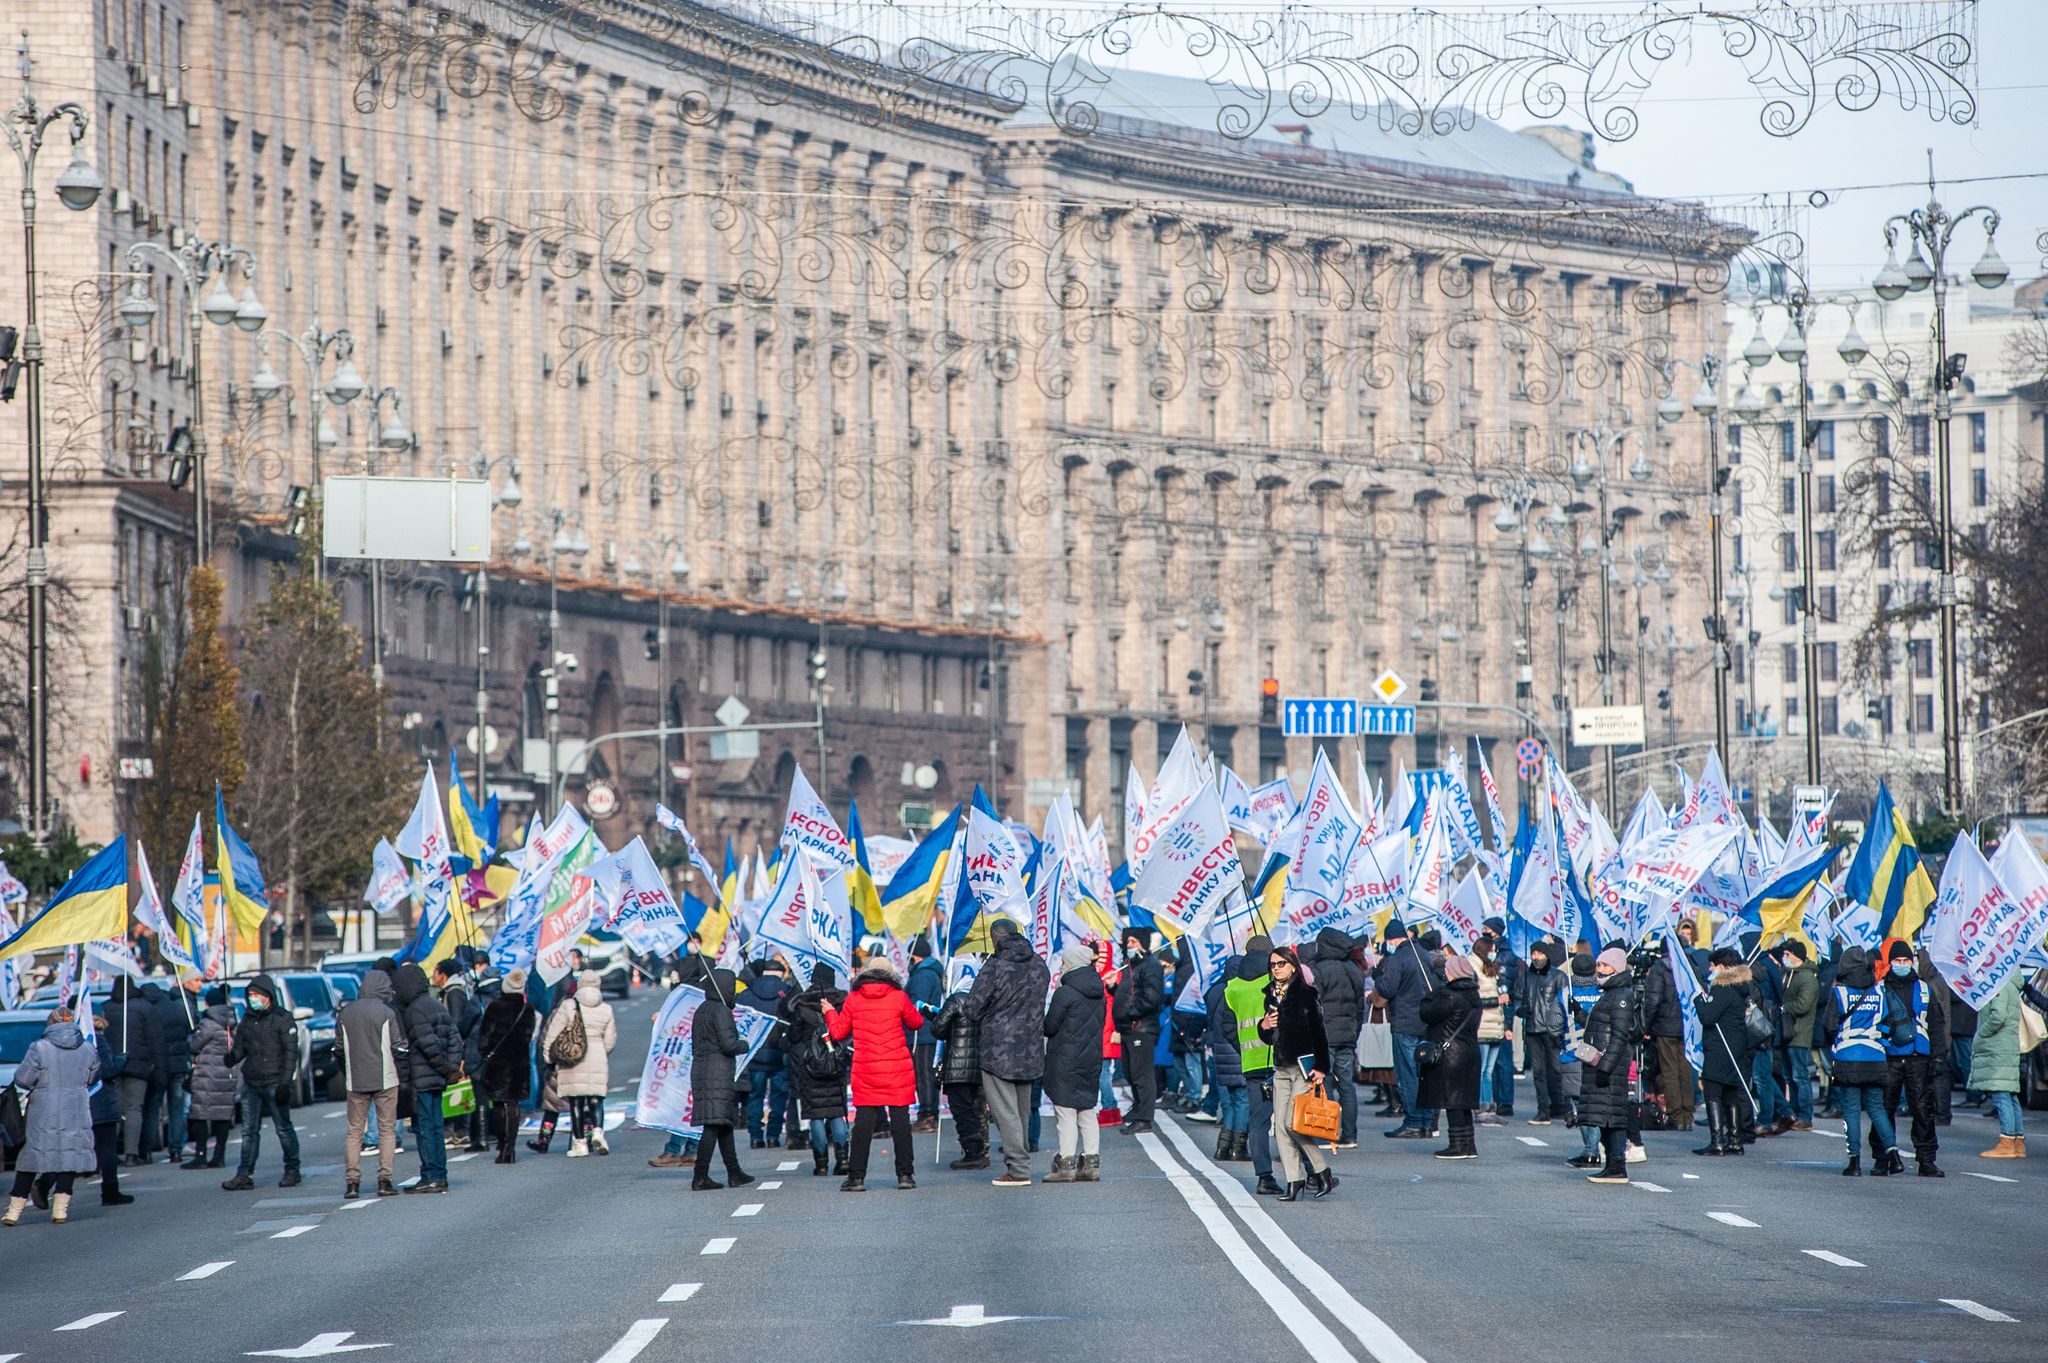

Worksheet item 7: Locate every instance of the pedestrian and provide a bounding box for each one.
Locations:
[741,958,792,1150]
[1876,938,1944,1177]
[337,968,407,1200]
[1420,953,1483,1160]
[528,1004,568,1156]
[688,968,755,1192]
[1470,937,1508,1125]
[394,962,463,1193]
[1482,918,1521,1118]
[1777,940,1819,1131]
[773,964,850,1178]
[1819,946,1905,1176]
[932,981,989,1170]
[1202,953,1249,1162]
[1515,941,1569,1124]
[475,967,537,1164]
[1373,920,1439,1138]
[151,980,197,1162]
[1111,926,1164,1134]
[86,1012,133,1207]
[1578,947,1641,1185]
[106,977,161,1166]
[1308,927,1364,1146]
[1042,940,1107,1183]
[1694,948,1757,1157]
[822,956,923,1192]
[1562,950,1604,1169]
[221,974,302,1191]
[435,957,488,1152]
[1259,945,1334,1201]
[183,985,238,1170]
[1969,974,2026,1159]
[1637,934,1695,1132]
[540,969,617,1159]
[905,937,944,1133]
[962,917,1050,1187]
[3,1008,99,1227]
[1746,945,1787,1139]
[359,956,405,1156]
[1226,940,1281,1195]
[1094,939,1122,1126]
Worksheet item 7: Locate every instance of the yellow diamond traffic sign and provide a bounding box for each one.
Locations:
[1371,669,1408,704]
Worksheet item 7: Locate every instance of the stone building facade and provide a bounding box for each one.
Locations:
[3,0,1736,856]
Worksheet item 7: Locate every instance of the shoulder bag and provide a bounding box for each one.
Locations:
[1289,1079,1341,1143]
[547,1001,589,1068]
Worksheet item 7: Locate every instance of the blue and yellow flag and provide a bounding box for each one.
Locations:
[1748,843,1841,946]
[215,786,270,938]
[1844,781,1936,942]
[400,889,485,968]
[0,836,130,961]
[880,803,960,942]
[719,839,740,915]
[446,749,498,871]
[847,801,886,937]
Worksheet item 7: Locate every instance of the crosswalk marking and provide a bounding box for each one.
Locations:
[1943,1299,2017,1323]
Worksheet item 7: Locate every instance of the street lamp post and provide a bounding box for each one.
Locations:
[964,584,1023,797]
[1657,354,1730,761]
[1572,423,1642,814]
[5,36,103,846]
[627,535,691,816]
[787,563,846,802]
[252,309,365,580]
[466,454,523,797]
[1873,154,2007,819]
[525,508,590,818]
[117,238,267,560]
[353,382,411,702]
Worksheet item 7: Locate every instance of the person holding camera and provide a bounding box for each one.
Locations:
[220,974,303,1191]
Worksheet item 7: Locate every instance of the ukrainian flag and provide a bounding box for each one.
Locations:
[1844,781,1936,942]
[215,786,270,938]
[400,879,485,967]
[446,748,498,871]
[1749,842,1841,947]
[1249,845,1288,937]
[847,800,886,937]
[690,839,739,956]
[0,836,130,961]
[880,803,960,942]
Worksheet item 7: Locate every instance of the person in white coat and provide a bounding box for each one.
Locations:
[541,970,618,1156]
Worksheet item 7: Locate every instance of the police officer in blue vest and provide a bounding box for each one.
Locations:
[1819,946,1907,1176]
[1875,938,1945,1176]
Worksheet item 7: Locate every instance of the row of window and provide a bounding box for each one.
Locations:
[1728,412,1990,464]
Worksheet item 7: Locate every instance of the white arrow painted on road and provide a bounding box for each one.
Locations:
[901,1305,1030,1328]
[246,1333,392,1358]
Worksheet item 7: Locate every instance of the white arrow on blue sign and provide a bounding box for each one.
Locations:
[1282,697,1360,737]
[1360,705,1416,736]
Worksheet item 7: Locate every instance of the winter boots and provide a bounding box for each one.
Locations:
[589,1129,609,1156]
[1078,1154,1100,1182]
[1214,1129,1234,1161]
[1586,1158,1629,1184]
[566,1138,590,1158]
[1,1196,23,1226]
[1842,1156,1861,1176]
[49,1193,69,1224]
[1043,1155,1079,1183]
[832,1142,850,1177]
[1693,1102,1727,1156]
[1982,1135,2026,1159]
[813,1147,830,1176]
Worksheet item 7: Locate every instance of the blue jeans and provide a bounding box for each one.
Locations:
[662,1131,700,1157]
[746,1061,790,1145]
[1099,1059,1118,1109]
[1785,1047,1814,1123]
[1949,1037,1978,1101]
[1990,1091,2023,1137]
[164,1079,191,1153]
[1751,1049,1781,1125]
[1329,1045,1358,1143]
[1490,1036,1517,1113]
[1216,1082,1249,1135]
[414,1095,448,1182]
[1245,1074,1274,1177]
[236,1084,301,1176]
[808,1116,848,1156]
[1838,1083,1895,1161]
[1392,1033,1434,1129]
[1478,1041,1506,1106]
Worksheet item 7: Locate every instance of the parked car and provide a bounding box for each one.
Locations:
[577,929,633,999]
[318,952,382,985]
[0,1009,52,1091]
[229,971,342,1104]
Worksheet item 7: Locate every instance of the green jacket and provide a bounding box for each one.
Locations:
[1968,976,2021,1095]
[1225,974,1275,1076]
[1780,963,1819,1049]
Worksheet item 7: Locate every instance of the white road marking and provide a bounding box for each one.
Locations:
[1960,1171,2018,1184]
[55,1313,124,1331]
[777,1160,800,1172]
[1943,1299,2018,1323]
[732,1203,763,1217]
[1,1352,21,1361]
[337,1198,379,1212]
[1156,1118,1429,1363]
[272,1224,317,1239]
[179,1261,236,1281]
[593,1319,669,1363]
[1803,1250,1865,1267]
[758,1180,782,1190]
[1632,1181,1671,1193]
[658,1283,702,1303]
[255,1196,341,1208]
[701,1237,736,1255]
[899,1304,1029,1327]
[602,1109,626,1131]
[245,1330,391,1357]
[323,1110,345,1119]
[1706,1212,1759,1228]
[1515,1136,1547,1147]
[1135,1133,1359,1363]
[450,1153,481,1163]
[1681,1173,1701,1180]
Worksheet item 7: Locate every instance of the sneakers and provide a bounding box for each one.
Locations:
[345,1180,361,1201]
[1587,1166,1630,1184]
[839,1176,865,1192]
[1525,1116,1554,1126]
[404,1180,449,1194]
[991,1172,1032,1187]
[1335,1141,1359,1150]
[1186,1110,1220,1124]
[376,1177,398,1198]
[101,1190,135,1207]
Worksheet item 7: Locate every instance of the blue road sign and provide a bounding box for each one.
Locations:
[1282,697,1360,737]
[1361,705,1417,736]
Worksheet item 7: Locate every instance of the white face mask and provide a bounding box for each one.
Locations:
[1889,962,1913,978]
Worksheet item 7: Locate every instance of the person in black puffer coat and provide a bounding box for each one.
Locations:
[1694,949,1758,1158]
[1042,941,1107,1184]
[1203,959,1248,1161]
[88,1014,132,1206]
[107,978,162,1165]
[740,961,792,1149]
[1110,926,1165,1133]
[1258,945,1334,1201]
[778,965,851,1177]
[1578,949,1641,1184]
[965,920,1051,1183]
[394,963,462,1192]
[688,968,753,1192]
[475,968,537,1164]
[932,982,988,1169]
[1308,927,1365,1145]
[221,973,302,1190]
[1418,954,1483,1160]
[149,981,197,1162]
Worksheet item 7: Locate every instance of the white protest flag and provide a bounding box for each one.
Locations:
[1084,816,1112,904]
[1130,726,1205,872]
[1123,764,1146,868]
[134,839,198,973]
[0,858,26,907]
[1385,758,1413,831]
[1280,749,1364,933]
[1989,831,2048,960]
[589,836,690,956]
[395,762,452,875]
[1667,929,1708,1075]
[800,852,854,978]
[1618,787,1669,861]
[1028,850,1065,967]
[1832,896,1882,953]
[1756,816,1786,870]
[964,804,1032,928]
[1438,748,1487,863]
[1436,867,1492,956]
[655,802,721,891]
[634,984,779,1136]
[1800,871,1841,951]
[754,851,822,972]
[534,869,601,986]
[171,813,210,960]
[779,766,855,873]
[1615,823,1744,944]
[1472,738,1510,853]
[1218,765,1256,834]
[1244,778,1296,848]
[1129,783,1242,941]
[1929,832,2048,1010]
[1510,795,1577,946]
[364,838,410,915]
[1404,788,1455,928]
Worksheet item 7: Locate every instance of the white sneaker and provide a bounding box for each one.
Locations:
[1626,1142,1647,1164]
[566,1138,590,1158]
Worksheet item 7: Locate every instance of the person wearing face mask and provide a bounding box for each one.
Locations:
[1577,948,1641,1185]
[1776,941,1819,1131]
[1819,946,1906,1176]
[1875,938,1945,1177]
[220,975,302,1192]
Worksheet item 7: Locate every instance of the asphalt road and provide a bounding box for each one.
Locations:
[4,989,2043,1363]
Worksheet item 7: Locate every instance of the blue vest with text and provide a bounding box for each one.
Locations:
[1831,985,1889,1065]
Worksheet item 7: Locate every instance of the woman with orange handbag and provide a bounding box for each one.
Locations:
[1257,946,1336,1202]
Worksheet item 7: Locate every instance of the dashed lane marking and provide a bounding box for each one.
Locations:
[659,1283,702,1303]
[593,1319,669,1363]
[55,1313,124,1332]
[1515,1137,1547,1147]
[732,1203,762,1217]
[450,1153,482,1163]
[1632,1181,1671,1193]
[777,1161,800,1172]
[1960,1171,2018,1184]
[1706,1212,1759,1228]
[1802,1250,1865,1267]
[271,1225,316,1239]
[179,1262,235,1281]
[336,1198,379,1212]
[759,1180,782,1189]
[701,1237,735,1255]
[1681,1173,1701,1180]
[1943,1299,2018,1323]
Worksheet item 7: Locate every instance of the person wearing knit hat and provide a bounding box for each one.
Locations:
[1112,925,1167,1134]
[1044,937,1110,1183]
[1875,937,1944,1176]
[1578,946,1642,1184]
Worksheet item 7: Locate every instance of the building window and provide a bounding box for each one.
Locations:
[1910,415,1930,457]
[1815,420,1835,460]
[1778,532,1797,572]
[1910,638,1933,678]
[1872,416,1890,458]
[1780,478,1796,514]
[1820,697,1839,736]
[1874,471,1891,514]
[1818,642,1838,682]
[1782,594,1798,627]
[1816,530,1836,572]
[1727,425,1743,464]
[1970,412,1986,454]
[1817,586,1837,621]
[1313,646,1329,693]
[1817,475,1836,513]
[1914,693,1934,733]
[1257,401,1273,444]
[1972,467,1988,507]
[1781,643,1800,683]
[1779,422,1796,461]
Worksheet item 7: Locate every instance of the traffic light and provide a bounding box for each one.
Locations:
[1260,677,1279,724]
[1186,668,1205,698]
[1657,688,1671,712]
[0,326,19,403]
[643,628,660,661]
[1418,678,1439,703]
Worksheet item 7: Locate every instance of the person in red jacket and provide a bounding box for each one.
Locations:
[823,957,925,1192]
[1095,939,1124,1127]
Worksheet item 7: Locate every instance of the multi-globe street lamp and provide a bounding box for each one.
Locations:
[624,534,692,817]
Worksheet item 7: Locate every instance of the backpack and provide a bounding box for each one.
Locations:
[792,1019,849,1084]
[546,1002,588,1068]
